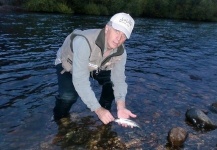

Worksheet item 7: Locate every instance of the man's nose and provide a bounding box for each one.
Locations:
[117,34,122,41]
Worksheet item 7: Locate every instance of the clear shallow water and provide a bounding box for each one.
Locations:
[0,13,217,150]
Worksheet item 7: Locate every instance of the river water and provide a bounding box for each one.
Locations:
[0,13,217,150]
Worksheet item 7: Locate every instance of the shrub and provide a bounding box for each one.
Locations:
[56,3,73,13]
[24,0,73,13]
[98,5,109,15]
[84,3,100,15]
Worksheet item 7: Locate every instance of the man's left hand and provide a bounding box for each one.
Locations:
[117,108,137,119]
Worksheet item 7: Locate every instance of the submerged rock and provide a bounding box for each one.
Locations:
[185,108,217,130]
[189,74,202,81]
[125,139,142,149]
[210,102,217,114]
[167,127,188,147]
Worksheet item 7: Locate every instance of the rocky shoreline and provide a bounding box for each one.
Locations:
[0,5,26,13]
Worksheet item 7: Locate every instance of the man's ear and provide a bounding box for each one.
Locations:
[105,25,109,33]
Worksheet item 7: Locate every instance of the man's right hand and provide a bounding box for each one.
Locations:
[95,107,115,124]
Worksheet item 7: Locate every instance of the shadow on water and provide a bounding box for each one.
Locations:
[0,13,217,149]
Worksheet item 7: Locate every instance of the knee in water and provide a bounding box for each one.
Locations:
[58,94,78,103]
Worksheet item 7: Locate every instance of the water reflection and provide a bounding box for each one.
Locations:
[0,13,217,149]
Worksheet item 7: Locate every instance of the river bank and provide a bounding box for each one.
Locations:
[0,5,26,13]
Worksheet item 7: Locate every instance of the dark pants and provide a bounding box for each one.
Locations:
[53,64,114,120]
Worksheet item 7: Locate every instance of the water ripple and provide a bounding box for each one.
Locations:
[0,14,217,149]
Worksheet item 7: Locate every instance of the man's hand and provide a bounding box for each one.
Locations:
[117,108,137,127]
[116,99,137,128]
[95,107,115,124]
[116,100,137,119]
[117,108,137,119]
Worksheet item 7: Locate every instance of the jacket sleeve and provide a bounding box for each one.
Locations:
[72,36,101,111]
[111,50,128,102]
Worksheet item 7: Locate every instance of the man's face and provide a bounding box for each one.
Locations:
[105,25,127,50]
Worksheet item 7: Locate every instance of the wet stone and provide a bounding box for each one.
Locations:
[210,102,217,113]
[185,108,217,130]
[167,127,188,147]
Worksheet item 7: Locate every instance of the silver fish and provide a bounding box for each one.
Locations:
[114,118,140,128]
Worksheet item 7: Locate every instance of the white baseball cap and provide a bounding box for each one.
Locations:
[109,12,135,39]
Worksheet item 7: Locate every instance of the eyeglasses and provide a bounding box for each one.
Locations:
[110,27,127,41]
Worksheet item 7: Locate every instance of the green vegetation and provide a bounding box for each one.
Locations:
[21,0,217,21]
[24,0,72,13]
